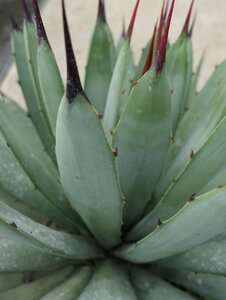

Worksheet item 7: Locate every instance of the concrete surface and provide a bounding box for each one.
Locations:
[1,0,226,106]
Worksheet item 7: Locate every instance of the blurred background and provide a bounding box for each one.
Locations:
[1,0,226,106]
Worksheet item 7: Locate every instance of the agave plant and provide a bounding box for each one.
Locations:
[1,0,226,298]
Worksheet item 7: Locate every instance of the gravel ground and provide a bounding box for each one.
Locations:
[1,0,226,106]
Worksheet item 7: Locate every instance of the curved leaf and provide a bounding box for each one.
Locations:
[129,116,226,239]
[56,94,123,249]
[0,201,103,260]
[114,187,226,263]
[38,40,64,135]
[77,260,137,300]
[0,132,75,228]
[155,59,226,202]
[113,70,171,226]
[0,221,66,272]
[163,268,226,300]
[23,20,54,142]
[159,235,226,275]
[0,267,74,300]
[0,94,81,229]
[103,40,130,133]
[40,266,92,300]
[131,266,195,300]
[84,19,116,114]
[166,34,192,132]
[12,27,54,159]
[0,273,24,293]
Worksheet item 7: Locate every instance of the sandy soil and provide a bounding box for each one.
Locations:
[2,0,226,106]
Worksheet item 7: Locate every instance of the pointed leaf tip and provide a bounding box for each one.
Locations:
[182,0,195,37]
[21,0,32,22]
[155,0,175,74]
[33,0,50,47]
[98,0,106,23]
[126,0,141,43]
[189,12,196,37]
[142,21,157,75]
[62,0,84,103]
[10,15,21,32]
[156,0,165,49]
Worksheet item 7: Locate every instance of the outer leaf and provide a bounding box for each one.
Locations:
[0,188,47,224]
[155,60,226,202]
[0,267,74,300]
[0,221,66,272]
[163,268,226,300]
[77,260,137,300]
[12,28,54,159]
[0,94,81,229]
[56,94,123,249]
[103,40,130,133]
[113,70,171,226]
[23,21,54,141]
[130,266,195,300]
[0,201,103,260]
[0,273,24,293]
[159,235,226,275]
[187,52,205,107]
[38,40,64,135]
[40,266,92,300]
[166,34,192,132]
[119,51,136,116]
[114,187,226,263]
[135,39,151,80]
[0,132,74,228]
[129,116,226,239]
[84,19,116,114]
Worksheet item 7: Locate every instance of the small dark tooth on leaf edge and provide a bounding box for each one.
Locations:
[62,0,87,103]
[33,0,50,47]
[21,0,32,22]
[98,0,106,23]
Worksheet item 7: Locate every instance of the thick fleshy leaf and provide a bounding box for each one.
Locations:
[159,234,226,275]
[40,266,92,300]
[33,0,64,135]
[103,40,130,134]
[0,221,66,272]
[155,59,226,202]
[135,39,151,80]
[129,116,226,239]
[166,34,193,132]
[23,20,54,141]
[0,188,47,224]
[187,52,205,107]
[0,94,81,229]
[38,40,64,135]
[56,94,123,249]
[0,201,103,260]
[114,187,226,263]
[130,267,195,300]
[113,69,171,227]
[12,27,54,160]
[0,132,75,228]
[77,260,137,300]
[119,51,136,116]
[0,273,24,293]
[84,18,116,114]
[163,268,226,300]
[0,267,74,300]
